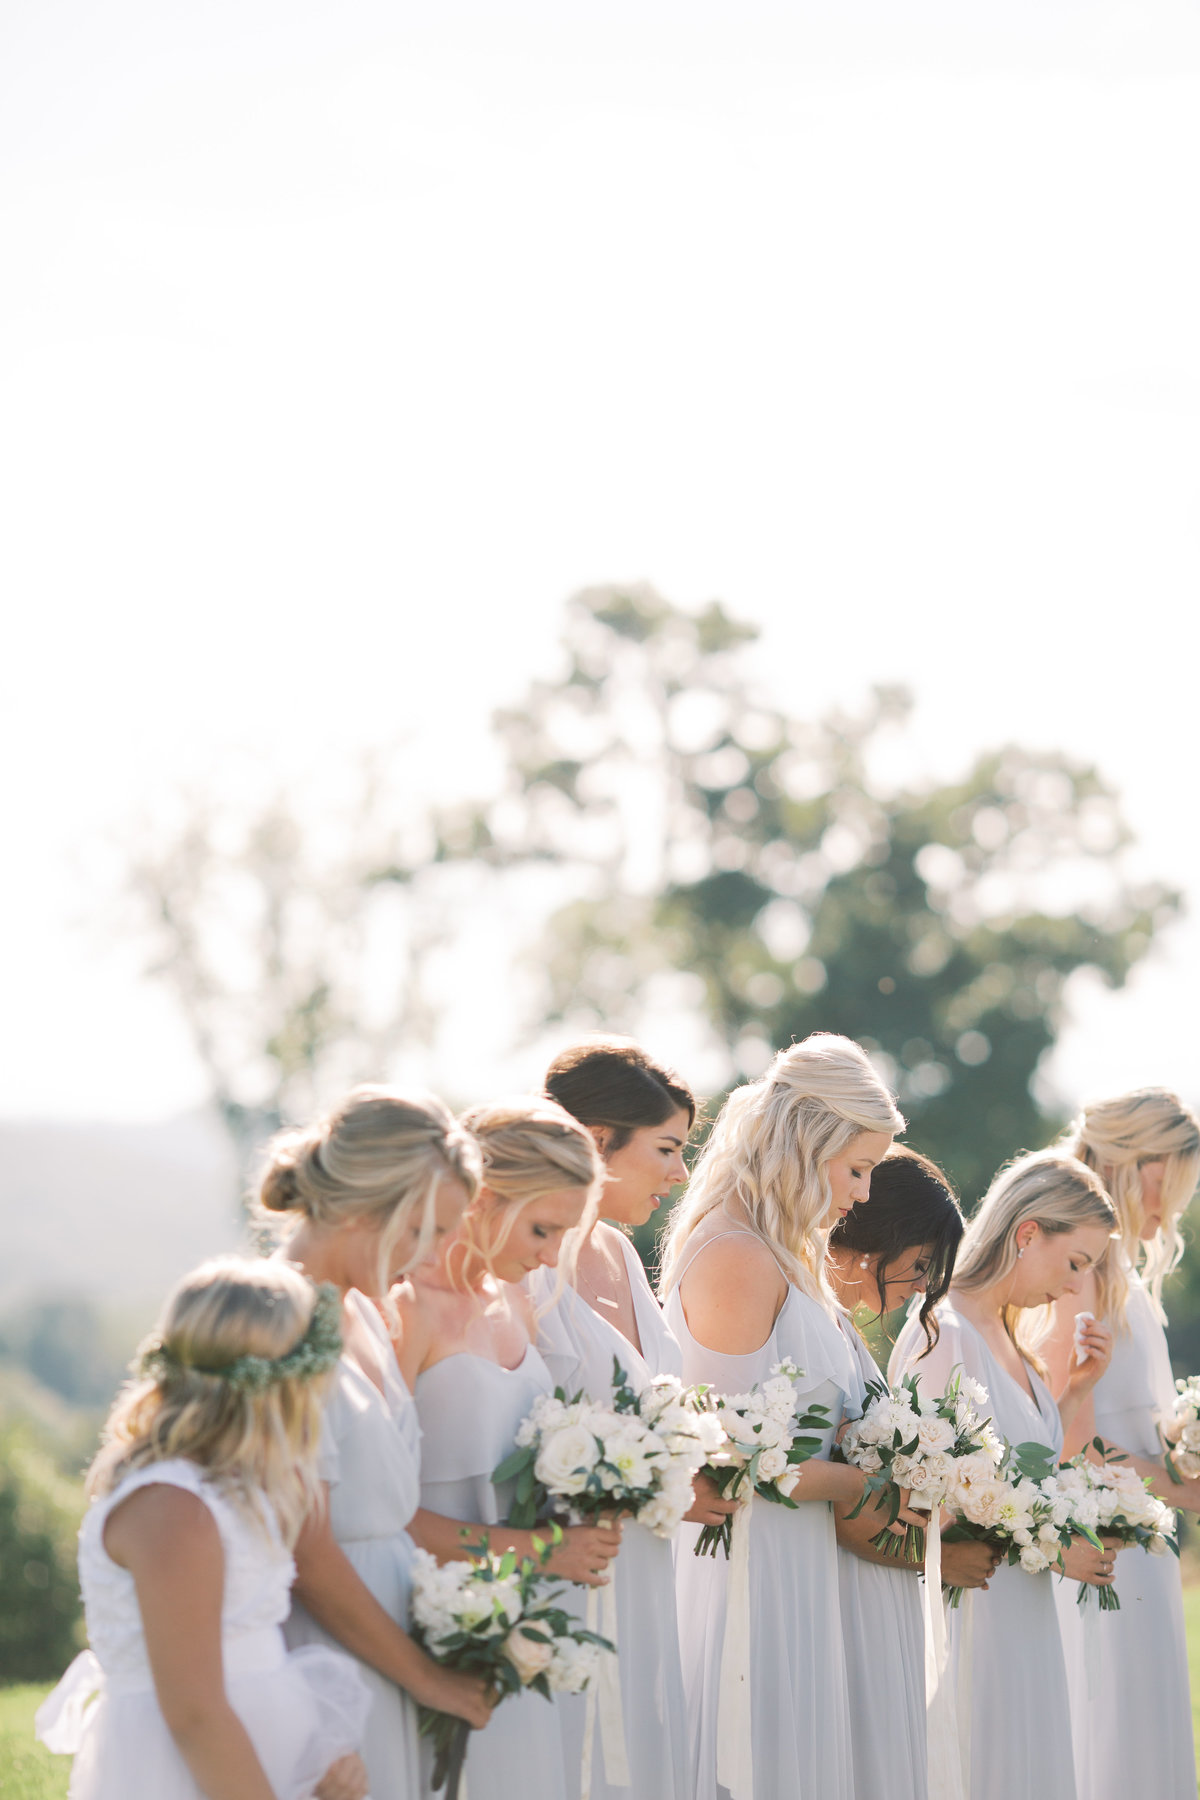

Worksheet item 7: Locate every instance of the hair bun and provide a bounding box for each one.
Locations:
[258,1126,324,1212]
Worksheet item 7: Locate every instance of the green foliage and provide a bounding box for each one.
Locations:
[0,1427,83,1683]
[0,1686,70,1800]
[472,583,1175,1210]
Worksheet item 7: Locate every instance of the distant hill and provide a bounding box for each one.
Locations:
[0,1111,244,1315]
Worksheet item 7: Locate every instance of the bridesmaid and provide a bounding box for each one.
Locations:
[891,1150,1119,1800]
[264,1087,493,1800]
[826,1146,985,1800]
[393,1096,622,1800]
[536,1038,737,1800]
[1044,1090,1200,1800]
[659,1032,903,1800]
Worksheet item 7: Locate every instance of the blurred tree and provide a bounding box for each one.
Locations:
[122,756,457,1167]
[5,1298,129,1410]
[466,584,1177,1204]
[0,1424,82,1680]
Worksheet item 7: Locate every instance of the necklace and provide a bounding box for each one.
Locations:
[575,1258,621,1311]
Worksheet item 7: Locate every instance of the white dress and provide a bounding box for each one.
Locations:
[416,1344,569,1800]
[837,1317,927,1800]
[665,1232,858,1800]
[36,1459,369,1800]
[891,1304,1077,1800]
[1053,1270,1196,1799]
[529,1232,693,1800]
[285,1289,423,1800]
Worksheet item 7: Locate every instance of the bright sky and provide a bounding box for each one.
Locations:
[3,0,1199,1123]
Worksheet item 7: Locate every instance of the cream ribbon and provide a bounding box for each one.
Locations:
[956,1588,975,1795]
[1082,1591,1101,1699]
[923,1510,963,1800]
[582,1581,630,1798]
[716,1496,754,1800]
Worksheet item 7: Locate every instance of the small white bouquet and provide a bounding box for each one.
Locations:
[939,1436,1090,1606]
[837,1369,1006,1561]
[692,1358,833,1558]
[1163,1375,1200,1479]
[1056,1449,1178,1610]
[495,1358,722,1539]
[410,1538,611,1798]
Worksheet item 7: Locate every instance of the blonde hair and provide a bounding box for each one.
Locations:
[458,1096,604,1285]
[256,1086,481,1298]
[89,1258,330,1543]
[1065,1088,1200,1320]
[658,1033,905,1311]
[952,1150,1118,1371]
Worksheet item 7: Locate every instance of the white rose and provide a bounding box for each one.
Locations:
[535,1423,601,1496]
[503,1623,556,1683]
[916,1415,956,1455]
[1019,1544,1051,1574]
[757,1446,788,1481]
[547,1637,603,1693]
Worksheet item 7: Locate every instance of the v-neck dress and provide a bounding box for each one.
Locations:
[1053,1267,1195,1799]
[891,1303,1077,1800]
[665,1232,858,1800]
[284,1288,422,1800]
[837,1316,927,1800]
[416,1342,569,1800]
[529,1232,693,1800]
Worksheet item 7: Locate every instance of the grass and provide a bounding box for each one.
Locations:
[0,1688,68,1800]
[5,1595,1200,1793]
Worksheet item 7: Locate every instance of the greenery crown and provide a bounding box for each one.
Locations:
[138,1282,343,1393]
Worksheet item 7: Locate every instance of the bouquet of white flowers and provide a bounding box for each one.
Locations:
[692,1358,832,1558]
[1055,1448,1178,1610]
[495,1358,721,1539]
[837,1369,1006,1561]
[939,1436,1083,1606]
[410,1537,612,1798]
[1163,1375,1200,1479]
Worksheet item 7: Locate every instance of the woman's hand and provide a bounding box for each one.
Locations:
[683,1471,740,1528]
[1060,1535,1121,1588]
[315,1754,370,1800]
[543,1519,624,1587]
[939,1540,1002,1591]
[1061,1318,1114,1397]
[407,1660,495,1728]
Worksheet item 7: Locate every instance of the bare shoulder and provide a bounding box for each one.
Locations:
[104,1481,218,1570]
[592,1220,634,1267]
[679,1229,787,1355]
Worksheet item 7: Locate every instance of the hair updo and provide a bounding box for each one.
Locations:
[1065,1087,1200,1318]
[458,1096,603,1279]
[89,1256,329,1543]
[257,1086,481,1292]
[829,1145,964,1352]
[545,1037,696,1153]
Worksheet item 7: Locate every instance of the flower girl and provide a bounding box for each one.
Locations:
[37,1256,372,1800]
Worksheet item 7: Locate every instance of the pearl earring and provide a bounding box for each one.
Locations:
[1017,1247,1024,1259]
[859,1256,869,1269]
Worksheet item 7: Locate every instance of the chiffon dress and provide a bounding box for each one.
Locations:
[836,1317,927,1800]
[285,1289,423,1800]
[416,1341,569,1800]
[529,1231,694,1800]
[1053,1268,1196,1799]
[891,1303,1078,1800]
[36,1459,369,1800]
[665,1231,858,1800]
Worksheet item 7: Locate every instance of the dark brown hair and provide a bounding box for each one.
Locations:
[544,1037,696,1154]
[828,1144,964,1352]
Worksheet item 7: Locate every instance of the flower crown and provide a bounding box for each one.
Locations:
[139,1282,343,1392]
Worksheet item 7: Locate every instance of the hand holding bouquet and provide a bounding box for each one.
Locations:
[692,1359,832,1558]
[837,1369,1005,1562]
[495,1360,722,1540]
[1056,1445,1178,1609]
[410,1537,612,1798]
